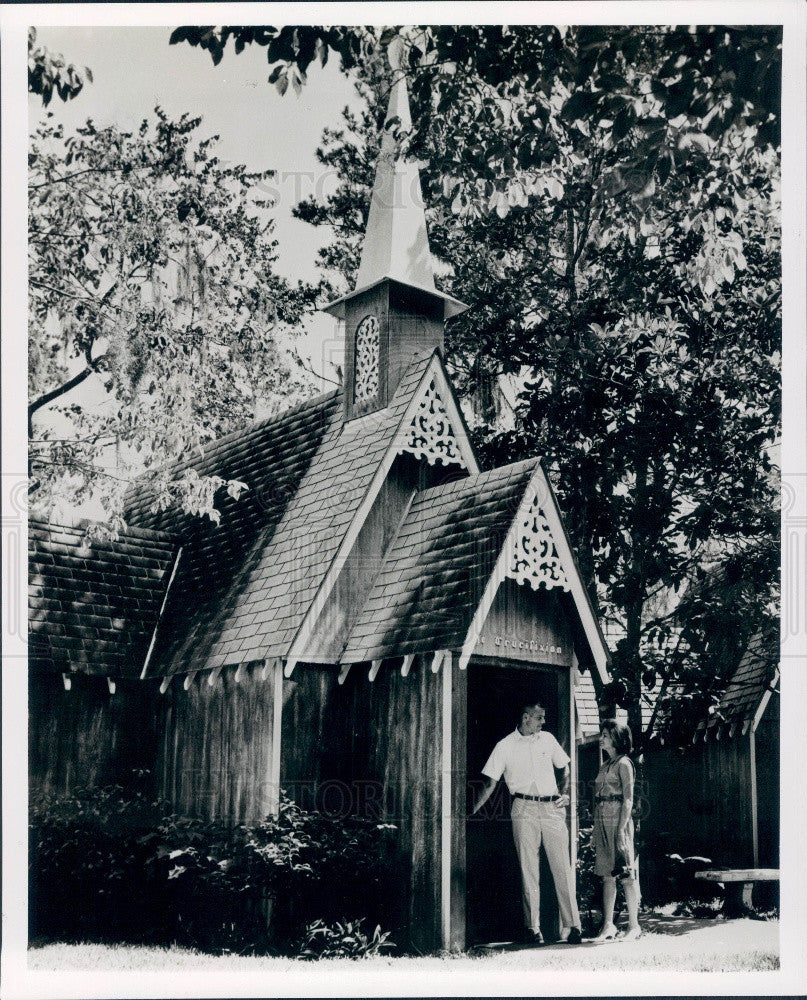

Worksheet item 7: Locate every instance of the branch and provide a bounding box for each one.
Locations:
[290,347,341,386]
[28,164,155,192]
[29,277,98,304]
[29,433,118,447]
[27,455,133,485]
[28,343,106,435]
[29,228,120,241]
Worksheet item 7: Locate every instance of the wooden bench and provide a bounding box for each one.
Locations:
[695,868,779,916]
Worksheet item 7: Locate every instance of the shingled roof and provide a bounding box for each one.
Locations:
[575,669,601,741]
[29,519,177,678]
[341,459,537,663]
[645,628,779,744]
[30,343,610,685]
[703,630,779,736]
[574,668,659,742]
[124,389,341,677]
[132,352,468,677]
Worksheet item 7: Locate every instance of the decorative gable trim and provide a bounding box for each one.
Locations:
[456,479,537,673]
[285,353,478,674]
[398,376,468,468]
[507,491,570,592]
[457,464,609,682]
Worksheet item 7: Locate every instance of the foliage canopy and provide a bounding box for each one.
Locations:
[28,27,92,105]
[29,108,316,530]
[171,24,782,737]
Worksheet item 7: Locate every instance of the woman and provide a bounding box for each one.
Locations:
[592,719,641,942]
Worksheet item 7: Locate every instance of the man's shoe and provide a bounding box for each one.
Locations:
[566,927,582,945]
[522,929,544,946]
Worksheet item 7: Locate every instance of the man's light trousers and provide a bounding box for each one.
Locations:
[511,797,580,932]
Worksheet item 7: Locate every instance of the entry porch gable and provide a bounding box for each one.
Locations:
[457,462,610,684]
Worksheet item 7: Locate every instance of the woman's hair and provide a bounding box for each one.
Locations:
[601,718,633,756]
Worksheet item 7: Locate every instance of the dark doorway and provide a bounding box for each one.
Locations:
[465,661,564,945]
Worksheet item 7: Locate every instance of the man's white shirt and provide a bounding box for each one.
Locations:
[482,729,570,796]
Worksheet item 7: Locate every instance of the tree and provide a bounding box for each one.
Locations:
[428,46,780,740]
[428,30,781,743]
[28,27,92,105]
[419,31,781,740]
[29,108,317,532]
[169,24,781,156]
[173,24,781,742]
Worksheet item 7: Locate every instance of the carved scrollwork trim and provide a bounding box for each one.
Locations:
[398,377,467,467]
[354,315,380,404]
[507,491,570,592]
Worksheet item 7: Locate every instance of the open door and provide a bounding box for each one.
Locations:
[465,661,566,945]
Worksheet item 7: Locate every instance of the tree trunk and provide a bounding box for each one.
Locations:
[623,597,644,750]
[623,461,648,749]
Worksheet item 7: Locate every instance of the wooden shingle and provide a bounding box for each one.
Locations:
[575,668,601,739]
[124,390,341,676]
[129,354,440,677]
[340,459,537,663]
[708,630,779,730]
[28,520,177,678]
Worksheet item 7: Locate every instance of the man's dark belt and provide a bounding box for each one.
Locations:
[595,794,624,802]
[512,792,560,802]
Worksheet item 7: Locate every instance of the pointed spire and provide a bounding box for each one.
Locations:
[354,63,431,292]
[324,43,466,320]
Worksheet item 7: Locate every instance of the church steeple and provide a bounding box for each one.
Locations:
[325,45,467,422]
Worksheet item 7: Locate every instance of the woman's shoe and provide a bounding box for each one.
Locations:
[620,926,642,942]
[592,922,618,944]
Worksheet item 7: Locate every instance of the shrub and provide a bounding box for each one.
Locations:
[29,782,162,943]
[296,918,396,960]
[29,785,398,954]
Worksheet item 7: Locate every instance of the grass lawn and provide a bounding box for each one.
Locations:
[27,915,778,974]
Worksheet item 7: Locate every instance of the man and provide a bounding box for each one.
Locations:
[471,702,582,945]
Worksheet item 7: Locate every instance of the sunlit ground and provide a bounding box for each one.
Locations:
[28,914,778,973]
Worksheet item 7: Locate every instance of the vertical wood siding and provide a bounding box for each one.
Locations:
[361,656,443,953]
[158,662,275,824]
[386,283,444,404]
[280,658,444,951]
[754,710,780,868]
[449,661,468,950]
[643,738,754,866]
[29,673,160,797]
[279,663,343,805]
[303,459,417,663]
[476,580,572,667]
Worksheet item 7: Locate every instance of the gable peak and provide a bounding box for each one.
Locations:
[397,370,469,469]
[508,489,570,592]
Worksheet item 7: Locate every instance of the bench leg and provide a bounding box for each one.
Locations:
[723,882,754,918]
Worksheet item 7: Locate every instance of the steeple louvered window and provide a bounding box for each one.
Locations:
[354,314,380,404]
